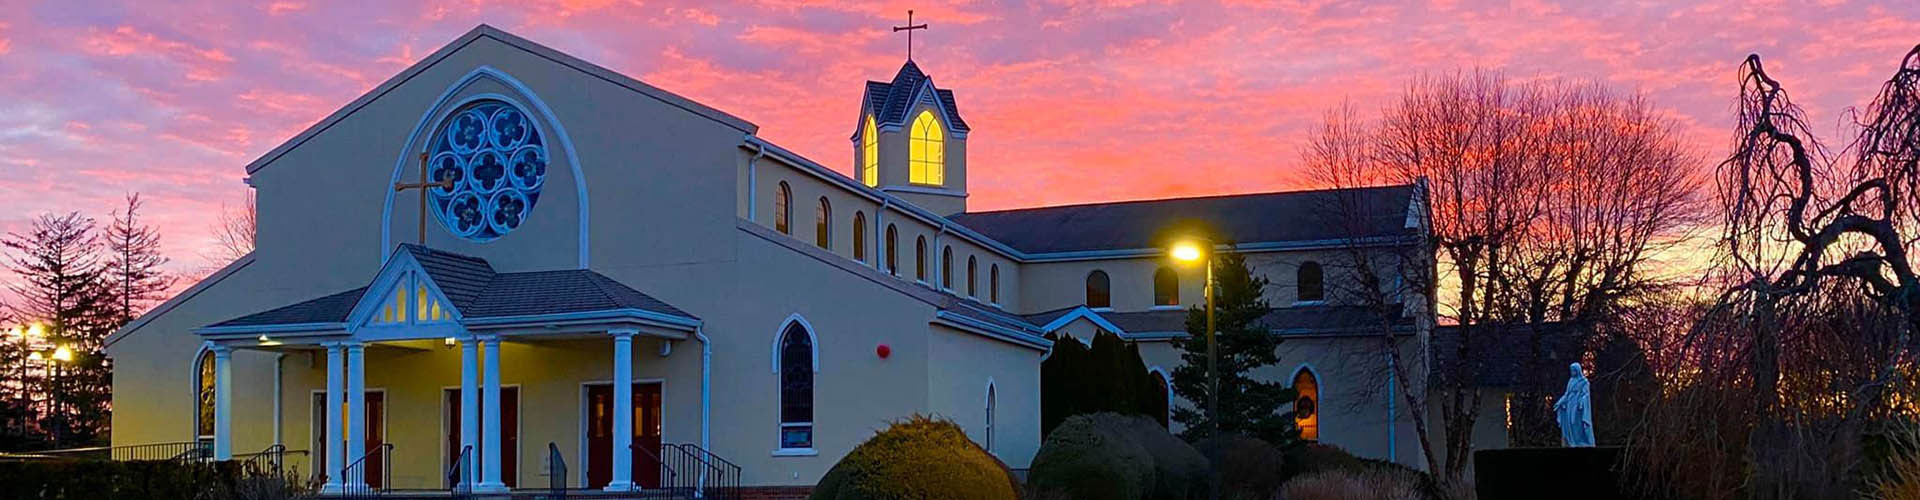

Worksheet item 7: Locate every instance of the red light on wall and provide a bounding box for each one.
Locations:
[876,344,892,359]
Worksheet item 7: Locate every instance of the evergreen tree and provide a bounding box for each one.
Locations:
[105,193,173,325]
[1040,330,1166,437]
[3,212,116,447]
[1169,251,1300,447]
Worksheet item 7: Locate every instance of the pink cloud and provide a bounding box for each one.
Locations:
[0,0,1916,308]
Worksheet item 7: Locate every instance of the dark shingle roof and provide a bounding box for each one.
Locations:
[401,244,495,310]
[861,60,969,132]
[1053,304,1411,337]
[1431,322,1580,388]
[208,288,368,328]
[948,185,1419,254]
[464,270,693,319]
[204,247,694,331]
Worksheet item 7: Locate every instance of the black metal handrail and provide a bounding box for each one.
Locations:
[661,443,740,500]
[447,444,472,499]
[547,442,567,500]
[236,444,308,476]
[627,442,678,492]
[341,443,393,498]
[0,441,210,462]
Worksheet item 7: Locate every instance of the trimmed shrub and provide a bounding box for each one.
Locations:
[0,458,252,499]
[1029,413,1210,500]
[811,415,1018,500]
[1027,413,1156,500]
[1120,415,1211,500]
[1279,468,1424,500]
[1194,433,1287,500]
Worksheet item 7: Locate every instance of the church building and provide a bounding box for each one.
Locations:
[104,25,1453,494]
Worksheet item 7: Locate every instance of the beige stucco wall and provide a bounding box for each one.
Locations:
[1137,334,1429,468]
[926,326,1042,469]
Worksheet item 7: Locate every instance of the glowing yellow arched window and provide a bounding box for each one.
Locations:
[862,117,879,187]
[908,110,944,186]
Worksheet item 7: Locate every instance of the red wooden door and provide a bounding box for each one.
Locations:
[364,392,385,490]
[445,388,520,488]
[586,383,664,489]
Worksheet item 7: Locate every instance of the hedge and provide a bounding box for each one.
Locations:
[0,459,245,499]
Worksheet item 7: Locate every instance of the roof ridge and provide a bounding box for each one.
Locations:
[953,183,1414,216]
[578,270,629,307]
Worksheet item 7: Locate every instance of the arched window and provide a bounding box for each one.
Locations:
[990,265,1000,304]
[861,116,879,187]
[778,322,816,449]
[852,212,867,262]
[1085,270,1111,308]
[942,246,954,289]
[886,224,899,275]
[985,382,997,452]
[774,181,792,235]
[967,257,978,297]
[1298,261,1325,302]
[909,110,945,186]
[1294,368,1320,441]
[1153,267,1180,306]
[196,350,216,441]
[815,197,832,249]
[916,236,928,281]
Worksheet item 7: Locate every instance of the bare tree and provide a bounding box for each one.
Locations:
[1304,72,1702,491]
[204,193,256,268]
[105,193,173,324]
[1627,45,1920,499]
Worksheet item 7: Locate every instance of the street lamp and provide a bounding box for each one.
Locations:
[1168,239,1218,443]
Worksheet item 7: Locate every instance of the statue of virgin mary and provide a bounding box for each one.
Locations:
[1554,362,1595,447]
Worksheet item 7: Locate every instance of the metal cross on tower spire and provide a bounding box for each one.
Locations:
[893,10,928,60]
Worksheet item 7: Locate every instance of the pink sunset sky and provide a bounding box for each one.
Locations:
[0,0,1917,296]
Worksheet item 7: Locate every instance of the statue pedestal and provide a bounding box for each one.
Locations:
[1474,446,1624,500]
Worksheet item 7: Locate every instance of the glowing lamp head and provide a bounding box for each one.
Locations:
[26,323,44,338]
[1170,242,1205,263]
[51,346,73,362]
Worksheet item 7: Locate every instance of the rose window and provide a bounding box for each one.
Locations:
[427,100,547,242]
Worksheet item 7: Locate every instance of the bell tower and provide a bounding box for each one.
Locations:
[851,14,970,215]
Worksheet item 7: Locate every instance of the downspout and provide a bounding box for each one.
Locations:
[696,326,712,451]
[1386,351,1396,463]
[275,353,286,447]
[696,325,713,491]
[747,140,766,222]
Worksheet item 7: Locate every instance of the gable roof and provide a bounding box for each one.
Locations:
[244,24,756,175]
[202,245,695,332]
[947,184,1420,255]
[859,60,969,133]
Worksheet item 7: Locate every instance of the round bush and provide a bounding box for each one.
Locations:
[1027,413,1156,499]
[1115,415,1211,500]
[811,415,1018,500]
[1194,433,1288,500]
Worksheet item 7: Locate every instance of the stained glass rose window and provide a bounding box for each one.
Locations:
[428,100,547,242]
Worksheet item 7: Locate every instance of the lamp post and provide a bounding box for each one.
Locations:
[1169,240,1217,442]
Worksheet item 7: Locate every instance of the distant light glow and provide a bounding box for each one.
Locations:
[1171,242,1204,262]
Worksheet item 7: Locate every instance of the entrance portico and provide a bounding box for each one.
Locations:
[193,245,702,494]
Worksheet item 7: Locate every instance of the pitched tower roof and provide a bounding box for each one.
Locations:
[858,60,969,134]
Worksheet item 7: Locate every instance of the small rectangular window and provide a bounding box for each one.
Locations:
[780,423,813,449]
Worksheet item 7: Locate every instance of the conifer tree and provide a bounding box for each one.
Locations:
[106,193,173,324]
[1170,250,1300,447]
[3,212,116,446]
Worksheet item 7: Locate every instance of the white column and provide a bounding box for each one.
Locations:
[345,343,366,489]
[321,343,345,494]
[605,329,636,491]
[477,336,508,492]
[211,345,234,460]
[460,338,479,488]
